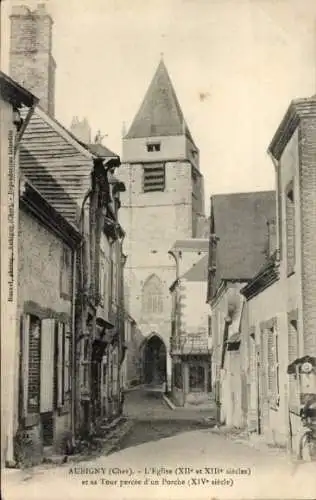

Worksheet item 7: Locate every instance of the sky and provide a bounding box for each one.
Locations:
[1,0,316,212]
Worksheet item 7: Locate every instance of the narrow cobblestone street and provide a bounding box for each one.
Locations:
[123,387,215,420]
[3,389,316,500]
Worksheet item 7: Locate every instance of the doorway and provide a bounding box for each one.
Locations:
[143,335,166,386]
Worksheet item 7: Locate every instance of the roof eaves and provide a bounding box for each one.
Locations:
[20,176,81,247]
[267,100,300,161]
[0,71,38,108]
[268,97,316,161]
[240,260,280,301]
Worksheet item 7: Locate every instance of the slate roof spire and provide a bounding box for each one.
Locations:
[126,58,195,144]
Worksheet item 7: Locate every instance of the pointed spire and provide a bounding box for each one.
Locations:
[126,59,195,144]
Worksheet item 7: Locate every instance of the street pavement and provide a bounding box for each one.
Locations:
[123,387,215,420]
[2,389,316,500]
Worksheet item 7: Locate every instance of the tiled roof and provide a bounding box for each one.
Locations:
[20,174,81,244]
[181,254,208,282]
[211,190,276,284]
[126,59,196,145]
[20,147,81,225]
[87,143,119,159]
[20,106,95,225]
[171,238,209,252]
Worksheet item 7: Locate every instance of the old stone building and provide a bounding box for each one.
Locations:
[0,71,38,467]
[169,240,212,407]
[118,58,206,390]
[7,3,127,457]
[17,175,81,465]
[207,97,316,458]
[206,191,276,427]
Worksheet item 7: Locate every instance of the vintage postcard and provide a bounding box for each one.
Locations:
[1,0,316,499]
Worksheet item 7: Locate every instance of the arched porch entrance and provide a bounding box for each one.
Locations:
[143,335,166,386]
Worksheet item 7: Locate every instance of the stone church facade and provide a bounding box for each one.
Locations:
[118,59,206,390]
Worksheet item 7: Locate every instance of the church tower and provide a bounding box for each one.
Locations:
[118,59,205,389]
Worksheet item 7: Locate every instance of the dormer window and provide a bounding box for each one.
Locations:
[147,143,161,152]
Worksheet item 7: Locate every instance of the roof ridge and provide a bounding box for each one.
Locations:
[125,60,196,144]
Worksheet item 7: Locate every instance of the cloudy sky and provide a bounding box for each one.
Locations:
[2,0,316,210]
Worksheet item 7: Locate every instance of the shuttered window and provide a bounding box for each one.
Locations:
[112,350,118,396]
[288,313,299,408]
[28,315,41,413]
[143,163,165,192]
[260,326,268,402]
[286,181,295,275]
[40,319,55,413]
[55,321,71,409]
[267,321,280,407]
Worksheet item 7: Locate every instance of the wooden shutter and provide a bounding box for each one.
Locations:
[28,317,41,413]
[64,331,70,394]
[40,319,55,412]
[260,323,269,429]
[274,323,280,401]
[57,322,64,407]
[267,328,274,396]
[21,314,30,417]
[288,313,299,407]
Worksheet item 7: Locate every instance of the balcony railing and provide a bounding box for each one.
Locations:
[170,334,211,355]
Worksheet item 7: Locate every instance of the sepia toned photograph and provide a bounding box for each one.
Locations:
[1,0,316,498]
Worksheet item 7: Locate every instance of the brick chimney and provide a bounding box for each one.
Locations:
[70,116,92,144]
[9,4,56,116]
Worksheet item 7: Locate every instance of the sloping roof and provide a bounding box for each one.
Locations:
[87,143,119,159]
[20,106,96,224]
[182,254,208,282]
[171,238,209,252]
[20,174,81,246]
[126,59,196,145]
[20,147,81,225]
[0,71,38,108]
[211,190,276,284]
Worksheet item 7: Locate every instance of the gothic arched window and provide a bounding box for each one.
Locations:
[142,274,163,315]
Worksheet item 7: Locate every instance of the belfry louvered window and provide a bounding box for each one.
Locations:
[267,321,280,408]
[143,163,165,192]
